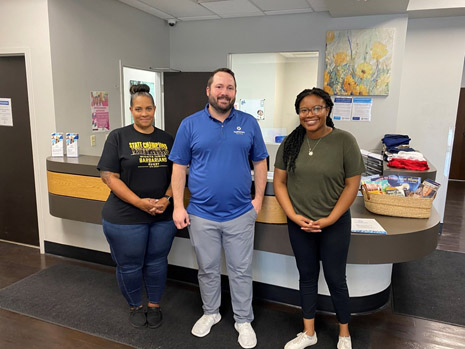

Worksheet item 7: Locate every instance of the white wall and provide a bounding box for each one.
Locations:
[170,12,408,152]
[462,58,465,87]
[0,0,56,252]
[232,53,278,130]
[397,16,465,221]
[232,53,318,145]
[49,0,170,156]
[278,57,319,133]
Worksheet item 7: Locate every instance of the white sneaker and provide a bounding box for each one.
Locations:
[337,336,352,349]
[234,322,257,348]
[191,313,221,337]
[284,332,317,349]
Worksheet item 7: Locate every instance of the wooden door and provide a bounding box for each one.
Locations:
[449,88,465,180]
[163,72,211,138]
[0,56,39,246]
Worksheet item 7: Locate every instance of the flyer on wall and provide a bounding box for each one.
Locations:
[239,99,265,120]
[0,98,13,126]
[332,97,352,121]
[352,97,372,121]
[90,91,109,132]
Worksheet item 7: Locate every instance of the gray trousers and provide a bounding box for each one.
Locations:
[188,208,257,323]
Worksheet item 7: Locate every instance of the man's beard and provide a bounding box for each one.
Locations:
[209,95,235,114]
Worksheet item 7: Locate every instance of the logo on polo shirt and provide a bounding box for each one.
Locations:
[234,126,245,135]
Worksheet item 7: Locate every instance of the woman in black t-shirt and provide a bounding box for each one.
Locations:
[97,84,176,329]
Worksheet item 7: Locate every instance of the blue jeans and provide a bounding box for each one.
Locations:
[102,219,177,307]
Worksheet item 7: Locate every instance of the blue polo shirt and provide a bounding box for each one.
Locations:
[169,104,268,222]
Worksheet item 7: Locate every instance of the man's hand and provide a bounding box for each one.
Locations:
[173,206,190,229]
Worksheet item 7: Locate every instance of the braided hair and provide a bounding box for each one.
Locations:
[283,88,335,172]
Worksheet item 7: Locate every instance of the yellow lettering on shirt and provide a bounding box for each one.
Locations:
[128,141,169,168]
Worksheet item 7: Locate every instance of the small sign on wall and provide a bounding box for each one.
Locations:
[240,99,265,120]
[332,96,372,121]
[0,98,13,126]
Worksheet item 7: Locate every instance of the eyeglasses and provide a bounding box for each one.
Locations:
[299,106,327,116]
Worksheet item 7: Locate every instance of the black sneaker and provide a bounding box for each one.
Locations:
[129,306,147,328]
[147,306,163,329]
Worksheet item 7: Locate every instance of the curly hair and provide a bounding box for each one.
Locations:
[283,88,335,172]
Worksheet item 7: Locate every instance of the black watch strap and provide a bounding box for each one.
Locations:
[163,195,172,203]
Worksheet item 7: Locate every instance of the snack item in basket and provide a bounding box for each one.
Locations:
[386,175,421,196]
[364,181,383,194]
[411,178,440,198]
[385,186,405,196]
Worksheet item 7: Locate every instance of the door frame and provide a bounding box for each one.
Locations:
[0,47,44,252]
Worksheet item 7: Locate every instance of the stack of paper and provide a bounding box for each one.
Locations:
[351,218,387,235]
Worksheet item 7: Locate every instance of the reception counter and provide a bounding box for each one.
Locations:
[47,155,440,312]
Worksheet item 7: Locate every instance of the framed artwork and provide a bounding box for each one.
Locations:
[324,28,395,96]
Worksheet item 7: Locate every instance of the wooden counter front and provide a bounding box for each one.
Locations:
[47,156,440,265]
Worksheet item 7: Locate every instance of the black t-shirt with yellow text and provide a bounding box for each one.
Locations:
[97,125,174,224]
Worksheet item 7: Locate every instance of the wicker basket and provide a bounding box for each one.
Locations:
[361,186,433,219]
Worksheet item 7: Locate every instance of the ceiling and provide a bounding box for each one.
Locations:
[117,0,465,22]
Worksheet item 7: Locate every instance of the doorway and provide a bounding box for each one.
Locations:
[0,55,39,246]
[449,87,465,180]
[163,72,211,138]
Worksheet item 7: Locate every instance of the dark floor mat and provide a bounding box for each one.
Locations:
[0,262,356,348]
[392,249,465,327]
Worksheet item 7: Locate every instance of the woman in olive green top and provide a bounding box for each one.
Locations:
[274,88,365,349]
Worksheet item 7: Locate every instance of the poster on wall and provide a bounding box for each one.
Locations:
[324,28,395,96]
[91,91,110,132]
[0,98,13,126]
[239,99,265,120]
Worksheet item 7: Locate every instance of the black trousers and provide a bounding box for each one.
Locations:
[288,210,351,324]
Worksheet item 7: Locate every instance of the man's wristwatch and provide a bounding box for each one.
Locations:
[163,195,172,204]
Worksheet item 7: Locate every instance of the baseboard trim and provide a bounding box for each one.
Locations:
[44,241,389,313]
[45,241,115,266]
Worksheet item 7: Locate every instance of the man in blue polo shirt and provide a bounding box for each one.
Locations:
[169,68,268,349]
